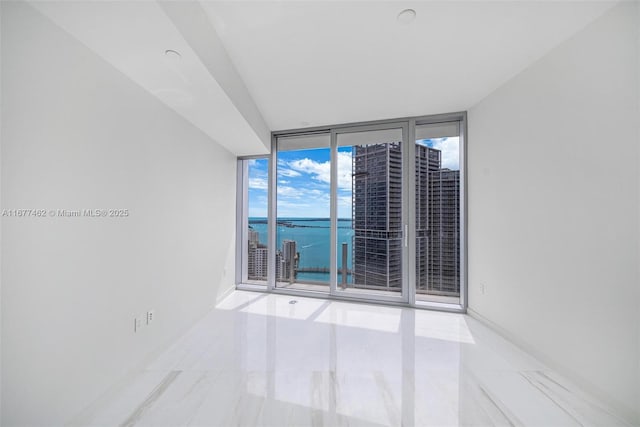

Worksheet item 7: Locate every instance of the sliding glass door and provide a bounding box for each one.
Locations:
[330,124,409,303]
[274,133,331,293]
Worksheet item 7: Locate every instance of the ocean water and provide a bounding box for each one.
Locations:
[248,217,353,282]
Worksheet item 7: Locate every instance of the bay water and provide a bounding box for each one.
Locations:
[248,217,353,282]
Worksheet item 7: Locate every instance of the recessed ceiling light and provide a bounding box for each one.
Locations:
[164,49,181,59]
[397,9,416,25]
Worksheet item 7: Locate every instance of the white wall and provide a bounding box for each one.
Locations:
[1,2,237,425]
[468,2,639,424]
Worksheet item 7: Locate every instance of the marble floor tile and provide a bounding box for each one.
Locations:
[80,291,632,427]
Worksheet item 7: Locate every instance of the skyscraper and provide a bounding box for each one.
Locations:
[352,142,403,289]
[247,227,268,280]
[415,144,442,292]
[278,240,298,283]
[248,228,259,246]
[247,230,298,282]
[352,142,460,295]
[426,168,460,295]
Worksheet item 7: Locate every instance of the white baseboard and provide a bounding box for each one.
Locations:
[216,282,236,304]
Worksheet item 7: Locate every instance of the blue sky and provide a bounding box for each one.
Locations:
[248,138,459,218]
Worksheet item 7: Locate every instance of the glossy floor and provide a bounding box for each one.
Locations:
[81,291,629,426]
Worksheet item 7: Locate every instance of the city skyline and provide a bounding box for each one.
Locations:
[248,137,459,218]
[247,139,460,295]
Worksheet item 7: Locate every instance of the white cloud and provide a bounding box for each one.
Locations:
[249,177,268,190]
[272,151,355,217]
[429,137,459,170]
[307,189,330,200]
[337,151,353,190]
[278,168,302,178]
[287,151,352,190]
[277,185,331,201]
[338,195,352,206]
[248,193,268,217]
[288,157,329,182]
[277,185,304,198]
[277,199,330,218]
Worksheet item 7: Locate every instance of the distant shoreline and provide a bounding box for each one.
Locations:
[249,218,352,229]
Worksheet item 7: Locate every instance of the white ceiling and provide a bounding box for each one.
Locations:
[29,1,617,154]
[201,1,616,131]
[29,0,270,156]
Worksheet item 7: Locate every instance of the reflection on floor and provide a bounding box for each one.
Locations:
[80,291,629,426]
[274,282,459,305]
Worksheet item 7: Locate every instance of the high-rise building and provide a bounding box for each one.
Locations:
[352,142,460,295]
[416,145,442,293]
[249,247,268,279]
[248,228,259,247]
[277,240,298,282]
[247,227,268,280]
[352,142,403,289]
[247,231,298,282]
[426,168,460,294]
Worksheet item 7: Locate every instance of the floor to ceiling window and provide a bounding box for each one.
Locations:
[414,121,462,306]
[238,157,270,286]
[333,124,408,303]
[275,132,331,293]
[237,113,466,311]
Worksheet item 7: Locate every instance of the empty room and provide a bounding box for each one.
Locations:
[1,1,639,426]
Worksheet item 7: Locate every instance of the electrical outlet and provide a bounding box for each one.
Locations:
[134,316,142,332]
[147,310,155,325]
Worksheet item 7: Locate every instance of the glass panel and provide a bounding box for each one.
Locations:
[275,133,331,293]
[336,128,404,298]
[246,158,269,284]
[415,122,461,304]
